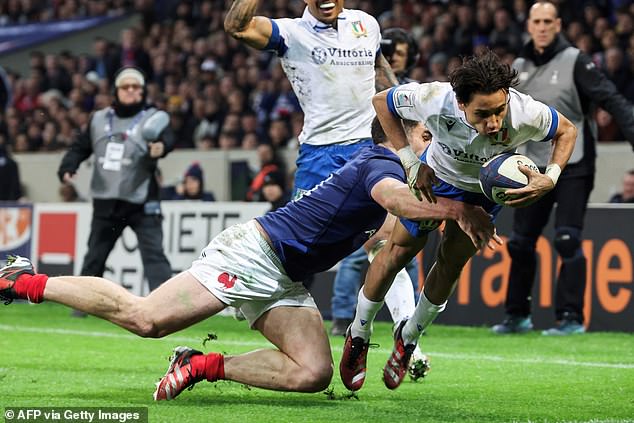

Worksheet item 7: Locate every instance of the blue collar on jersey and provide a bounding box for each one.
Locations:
[301,6,347,32]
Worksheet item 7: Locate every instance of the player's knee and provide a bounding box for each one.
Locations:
[288,361,333,392]
[125,305,162,338]
[301,363,333,392]
[507,233,537,259]
[554,227,582,259]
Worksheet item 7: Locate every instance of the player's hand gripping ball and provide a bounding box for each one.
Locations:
[479,153,539,205]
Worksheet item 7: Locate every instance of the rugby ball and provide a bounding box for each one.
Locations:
[479,153,539,205]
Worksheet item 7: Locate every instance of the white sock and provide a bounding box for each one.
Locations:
[402,291,446,345]
[384,267,416,325]
[351,289,384,341]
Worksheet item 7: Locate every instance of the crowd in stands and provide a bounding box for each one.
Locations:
[1,0,633,159]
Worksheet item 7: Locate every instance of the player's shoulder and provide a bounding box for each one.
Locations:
[509,87,548,116]
[410,81,453,106]
[356,145,401,169]
[342,8,380,30]
[272,16,304,32]
[343,8,377,22]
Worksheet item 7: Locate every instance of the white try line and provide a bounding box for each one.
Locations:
[1,323,633,370]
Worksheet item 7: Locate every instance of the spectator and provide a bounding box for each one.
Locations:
[260,170,290,211]
[0,143,23,201]
[609,169,634,203]
[171,162,215,201]
[246,143,285,203]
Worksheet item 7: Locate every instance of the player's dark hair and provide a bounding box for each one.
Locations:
[449,49,519,104]
[371,117,386,145]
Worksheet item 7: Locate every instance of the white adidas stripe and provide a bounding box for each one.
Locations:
[1,324,633,370]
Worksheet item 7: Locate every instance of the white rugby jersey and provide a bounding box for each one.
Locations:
[268,8,381,146]
[387,82,558,192]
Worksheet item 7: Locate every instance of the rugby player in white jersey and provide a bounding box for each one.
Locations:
[340,49,578,391]
[224,0,431,376]
[0,119,499,400]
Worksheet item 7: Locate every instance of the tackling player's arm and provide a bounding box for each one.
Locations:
[370,177,502,250]
[505,111,577,207]
[373,89,438,202]
[224,0,272,49]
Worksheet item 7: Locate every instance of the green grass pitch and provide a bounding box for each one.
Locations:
[1,303,633,422]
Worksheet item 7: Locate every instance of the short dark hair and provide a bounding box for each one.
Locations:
[449,49,519,104]
[371,117,386,145]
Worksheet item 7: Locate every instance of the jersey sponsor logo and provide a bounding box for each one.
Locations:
[310,46,374,66]
[351,20,367,37]
[437,142,490,164]
[217,272,238,289]
[394,90,414,108]
[311,46,329,64]
[549,70,559,85]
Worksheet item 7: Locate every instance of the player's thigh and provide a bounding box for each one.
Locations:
[388,219,429,263]
[141,271,225,333]
[254,306,332,370]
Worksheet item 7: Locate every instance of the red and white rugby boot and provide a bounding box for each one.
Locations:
[153,346,224,401]
[383,320,417,390]
[339,326,370,391]
[0,256,36,305]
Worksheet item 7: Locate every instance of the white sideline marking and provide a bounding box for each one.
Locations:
[1,324,633,370]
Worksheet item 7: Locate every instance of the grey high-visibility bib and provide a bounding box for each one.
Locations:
[513,47,593,166]
[89,106,159,203]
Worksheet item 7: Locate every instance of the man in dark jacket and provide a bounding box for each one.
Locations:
[492,1,634,335]
[58,66,173,294]
[0,144,22,201]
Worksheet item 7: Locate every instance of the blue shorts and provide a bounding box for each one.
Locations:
[292,139,374,199]
[400,150,502,238]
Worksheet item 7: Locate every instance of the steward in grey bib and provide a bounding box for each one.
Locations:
[57,66,174,293]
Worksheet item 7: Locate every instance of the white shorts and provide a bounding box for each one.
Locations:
[187,220,317,327]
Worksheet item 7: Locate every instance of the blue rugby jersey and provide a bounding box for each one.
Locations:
[256,145,405,281]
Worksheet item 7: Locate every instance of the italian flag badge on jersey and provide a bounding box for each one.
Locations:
[351,20,367,37]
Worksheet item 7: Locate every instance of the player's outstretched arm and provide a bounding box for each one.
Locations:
[505,111,577,207]
[224,0,272,50]
[371,178,500,250]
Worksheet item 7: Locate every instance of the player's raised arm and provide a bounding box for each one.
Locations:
[506,111,577,207]
[224,0,272,50]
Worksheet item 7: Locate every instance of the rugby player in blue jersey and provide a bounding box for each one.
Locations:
[340,50,577,391]
[0,118,498,400]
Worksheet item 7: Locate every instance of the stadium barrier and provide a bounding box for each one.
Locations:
[0,202,631,332]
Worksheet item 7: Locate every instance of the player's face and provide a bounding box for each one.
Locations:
[116,77,143,104]
[389,42,409,73]
[458,89,509,137]
[305,0,344,25]
[527,3,561,53]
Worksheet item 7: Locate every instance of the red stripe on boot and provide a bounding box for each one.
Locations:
[13,273,48,303]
